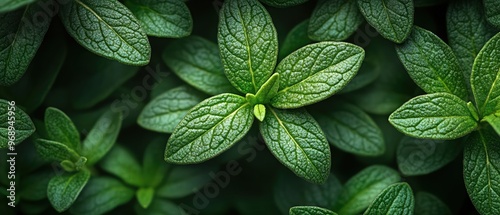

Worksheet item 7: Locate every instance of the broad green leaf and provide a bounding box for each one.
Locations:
[218,0,278,93]
[59,0,151,65]
[356,0,414,43]
[142,138,168,187]
[389,93,478,139]
[70,177,135,215]
[414,192,452,215]
[315,101,385,156]
[464,128,500,215]
[138,86,205,133]
[246,73,280,105]
[304,173,343,209]
[272,42,364,109]
[0,3,51,86]
[364,182,414,215]
[163,36,236,95]
[35,139,80,163]
[165,94,253,163]
[156,166,211,198]
[335,165,401,215]
[308,0,364,41]
[260,108,330,184]
[447,0,497,78]
[44,107,80,150]
[484,0,500,28]
[125,0,192,37]
[100,145,143,187]
[279,19,312,60]
[0,100,35,148]
[81,110,123,166]
[0,0,36,13]
[397,136,461,176]
[259,0,309,7]
[396,26,468,100]
[47,169,91,212]
[137,187,154,208]
[471,32,500,117]
[484,113,500,136]
[290,206,337,215]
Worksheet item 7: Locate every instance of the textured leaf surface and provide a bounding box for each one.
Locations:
[100,145,143,187]
[397,136,461,176]
[357,0,414,43]
[45,107,80,150]
[290,206,337,215]
[315,102,384,156]
[138,86,205,133]
[447,0,497,76]
[218,0,278,93]
[484,113,500,136]
[165,94,253,163]
[81,110,122,166]
[259,0,309,7]
[389,93,478,139]
[47,169,91,212]
[163,36,235,95]
[35,139,80,163]
[364,182,414,215]
[484,0,500,28]
[464,128,500,215]
[272,42,364,108]
[0,100,35,147]
[125,0,192,37]
[0,3,51,86]
[279,19,312,60]
[335,165,400,215]
[60,0,150,65]
[0,0,36,13]
[308,0,364,41]
[260,108,330,184]
[247,73,279,105]
[414,192,452,215]
[70,177,135,215]
[396,26,468,100]
[471,32,500,117]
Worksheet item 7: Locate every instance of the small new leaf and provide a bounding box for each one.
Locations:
[45,107,80,150]
[484,113,500,136]
[308,0,364,41]
[247,73,280,105]
[137,187,155,208]
[289,206,338,215]
[254,104,266,122]
[47,169,91,212]
[389,93,478,139]
[272,42,364,109]
[364,182,414,215]
[165,94,253,163]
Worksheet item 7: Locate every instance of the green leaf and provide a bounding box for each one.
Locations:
[142,138,168,187]
[136,187,154,208]
[19,170,53,201]
[397,136,461,176]
[304,173,343,209]
[484,113,500,136]
[396,26,468,100]
[389,93,478,139]
[81,110,123,166]
[246,73,280,105]
[163,36,236,95]
[289,206,338,215]
[308,0,364,41]
[218,0,278,94]
[70,177,135,215]
[314,101,385,156]
[335,165,400,215]
[484,0,500,28]
[125,0,192,38]
[35,139,81,163]
[447,0,497,78]
[272,42,364,109]
[44,107,80,150]
[0,3,51,86]
[165,94,253,163]
[356,0,414,43]
[47,169,91,212]
[156,166,211,199]
[0,0,36,13]
[59,0,151,66]
[99,145,143,187]
[259,0,309,8]
[364,182,414,215]
[339,57,381,93]
[138,86,205,133]
[279,19,312,60]
[0,99,35,148]
[260,108,330,184]
[471,32,500,117]
[253,104,266,122]
[414,192,452,215]
[463,128,500,215]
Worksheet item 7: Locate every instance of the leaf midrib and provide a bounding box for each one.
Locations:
[479,67,500,115]
[235,1,258,92]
